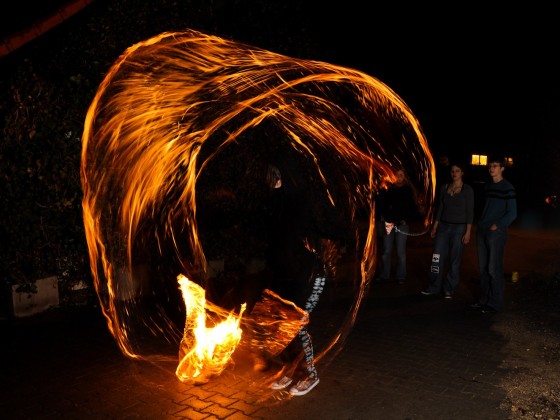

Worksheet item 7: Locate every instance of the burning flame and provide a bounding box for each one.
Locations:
[176,275,245,383]
[80,29,435,384]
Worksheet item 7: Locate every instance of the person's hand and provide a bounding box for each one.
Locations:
[462,233,471,244]
[384,222,394,235]
[489,224,498,231]
[430,227,437,238]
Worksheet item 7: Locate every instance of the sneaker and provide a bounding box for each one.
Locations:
[289,376,320,396]
[470,302,483,309]
[271,376,293,390]
[421,289,435,296]
[397,279,406,285]
[444,292,453,299]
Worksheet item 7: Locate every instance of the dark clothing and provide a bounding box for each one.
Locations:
[264,157,337,303]
[261,156,348,383]
[477,179,517,230]
[426,183,474,295]
[376,182,420,281]
[435,183,474,224]
[266,181,319,306]
[264,155,351,304]
[427,222,468,294]
[377,183,420,225]
[476,178,517,311]
[477,228,507,311]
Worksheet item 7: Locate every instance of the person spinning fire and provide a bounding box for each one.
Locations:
[251,151,350,397]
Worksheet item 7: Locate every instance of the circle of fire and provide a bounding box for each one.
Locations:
[81,29,435,385]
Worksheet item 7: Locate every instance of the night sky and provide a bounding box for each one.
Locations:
[303,5,558,157]
[1,1,558,171]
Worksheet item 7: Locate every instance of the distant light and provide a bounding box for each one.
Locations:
[471,154,487,166]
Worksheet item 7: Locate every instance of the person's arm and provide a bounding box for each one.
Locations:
[489,182,517,230]
[463,185,474,243]
[497,183,517,229]
[430,221,439,238]
[463,223,472,244]
[431,184,446,237]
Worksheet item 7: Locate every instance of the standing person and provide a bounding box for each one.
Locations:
[376,169,421,284]
[472,157,517,313]
[421,162,474,298]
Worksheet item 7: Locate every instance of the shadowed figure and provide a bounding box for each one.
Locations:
[259,149,350,396]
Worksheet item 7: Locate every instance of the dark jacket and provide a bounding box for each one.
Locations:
[377,182,421,225]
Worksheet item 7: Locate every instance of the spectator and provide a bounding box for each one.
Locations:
[375,168,421,284]
[471,157,517,313]
[421,162,474,298]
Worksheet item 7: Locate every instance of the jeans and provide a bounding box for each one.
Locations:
[427,222,466,294]
[379,223,408,280]
[477,227,507,311]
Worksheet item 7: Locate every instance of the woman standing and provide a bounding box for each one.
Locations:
[421,162,474,298]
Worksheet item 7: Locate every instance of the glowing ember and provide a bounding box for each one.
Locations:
[80,29,435,383]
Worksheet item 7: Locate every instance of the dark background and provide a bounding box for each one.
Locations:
[3,1,559,158]
[2,1,558,153]
[1,0,558,293]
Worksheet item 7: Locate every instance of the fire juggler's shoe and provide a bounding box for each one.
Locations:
[289,375,320,396]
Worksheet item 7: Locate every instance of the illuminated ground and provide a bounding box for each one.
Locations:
[1,226,559,419]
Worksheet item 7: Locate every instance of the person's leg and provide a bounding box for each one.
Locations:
[266,237,314,377]
[379,229,394,279]
[287,273,324,396]
[477,229,490,306]
[272,261,325,395]
[444,224,466,294]
[298,274,324,378]
[427,223,450,293]
[486,229,507,311]
[395,224,408,281]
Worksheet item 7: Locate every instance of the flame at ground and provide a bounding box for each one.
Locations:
[175,275,308,383]
[80,29,435,383]
[176,275,245,383]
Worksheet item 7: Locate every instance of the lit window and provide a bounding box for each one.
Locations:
[471,154,487,166]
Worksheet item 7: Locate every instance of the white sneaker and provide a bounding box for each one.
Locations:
[289,376,320,396]
[271,376,293,390]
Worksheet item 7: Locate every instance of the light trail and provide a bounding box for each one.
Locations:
[81,28,435,386]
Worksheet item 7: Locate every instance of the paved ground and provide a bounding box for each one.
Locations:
[1,226,559,419]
